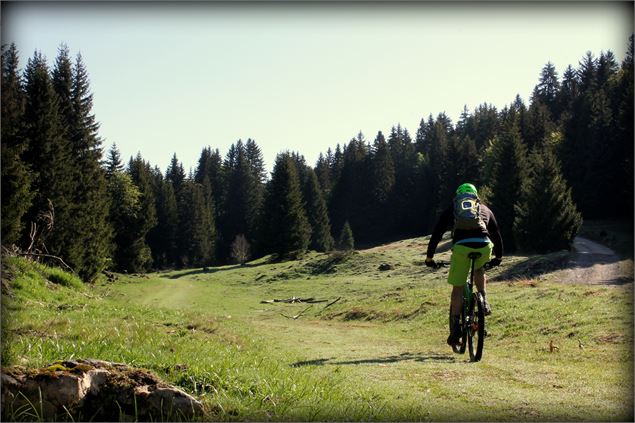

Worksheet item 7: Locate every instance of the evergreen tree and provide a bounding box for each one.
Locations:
[387,125,419,237]
[105,143,124,177]
[464,103,500,153]
[513,147,582,252]
[147,169,178,267]
[426,114,451,216]
[328,135,369,242]
[260,152,310,258]
[166,153,186,194]
[337,220,354,251]
[129,154,158,269]
[445,135,480,191]
[21,51,74,258]
[176,180,215,267]
[557,65,579,125]
[484,121,528,252]
[54,50,111,280]
[367,131,395,238]
[614,35,634,217]
[315,152,331,195]
[523,98,556,151]
[1,43,33,245]
[578,51,597,92]
[219,140,261,260]
[303,168,334,252]
[245,138,267,185]
[107,170,152,272]
[534,62,561,120]
[194,146,224,222]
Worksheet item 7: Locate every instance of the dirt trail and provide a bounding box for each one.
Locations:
[557,237,633,285]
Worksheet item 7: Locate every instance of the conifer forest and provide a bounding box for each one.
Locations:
[1,37,633,282]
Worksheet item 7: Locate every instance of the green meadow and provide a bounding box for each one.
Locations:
[2,236,633,421]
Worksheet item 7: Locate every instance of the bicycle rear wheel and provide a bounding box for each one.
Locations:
[468,292,485,362]
[449,306,467,354]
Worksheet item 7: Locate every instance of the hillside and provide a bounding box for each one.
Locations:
[1,235,633,421]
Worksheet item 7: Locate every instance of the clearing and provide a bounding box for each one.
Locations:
[3,234,633,421]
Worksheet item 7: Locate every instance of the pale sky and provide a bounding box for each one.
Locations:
[2,2,632,175]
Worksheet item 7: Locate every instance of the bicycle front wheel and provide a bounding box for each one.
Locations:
[468,292,485,362]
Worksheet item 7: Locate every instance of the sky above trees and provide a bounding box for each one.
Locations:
[2,2,631,173]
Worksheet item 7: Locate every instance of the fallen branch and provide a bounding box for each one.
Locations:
[18,252,75,275]
[280,305,313,320]
[317,297,342,314]
[261,296,329,304]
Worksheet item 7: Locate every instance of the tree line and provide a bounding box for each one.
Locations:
[2,37,632,281]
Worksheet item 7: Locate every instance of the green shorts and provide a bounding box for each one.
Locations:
[447,241,493,286]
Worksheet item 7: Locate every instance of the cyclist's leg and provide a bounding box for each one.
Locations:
[473,242,493,314]
[473,242,493,292]
[447,245,471,345]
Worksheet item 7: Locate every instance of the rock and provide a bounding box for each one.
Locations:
[378,263,393,271]
[1,359,203,421]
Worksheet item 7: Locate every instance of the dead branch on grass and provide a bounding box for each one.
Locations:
[280,305,313,320]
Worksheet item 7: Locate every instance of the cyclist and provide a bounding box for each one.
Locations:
[425,183,503,347]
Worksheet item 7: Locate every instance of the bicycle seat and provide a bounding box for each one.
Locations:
[468,252,482,260]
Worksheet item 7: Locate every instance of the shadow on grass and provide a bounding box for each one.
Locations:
[167,262,267,279]
[291,352,456,367]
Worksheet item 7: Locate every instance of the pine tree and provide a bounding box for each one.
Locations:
[338,220,354,251]
[523,98,556,151]
[260,152,310,258]
[484,121,528,252]
[513,147,582,252]
[147,169,178,267]
[534,62,561,120]
[426,114,451,216]
[614,35,634,217]
[194,146,224,222]
[557,65,579,125]
[387,125,419,237]
[52,49,112,280]
[219,140,262,260]
[1,43,33,245]
[328,135,369,242]
[166,153,186,194]
[176,180,215,267]
[129,155,158,270]
[315,152,331,195]
[367,131,395,238]
[105,143,124,177]
[303,168,334,252]
[107,170,151,272]
[21,51,74,258]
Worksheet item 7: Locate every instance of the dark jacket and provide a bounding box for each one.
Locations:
[426,203,503,259]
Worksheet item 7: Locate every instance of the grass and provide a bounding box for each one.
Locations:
[1,235,633,421]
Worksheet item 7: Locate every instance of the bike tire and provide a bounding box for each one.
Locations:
[468,293,486,362]
[449,306,467,354]
[457,304,467,354]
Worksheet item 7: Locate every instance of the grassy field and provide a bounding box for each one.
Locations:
[2,235,633,421]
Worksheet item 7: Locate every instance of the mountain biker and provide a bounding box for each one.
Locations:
[425,183,503,347]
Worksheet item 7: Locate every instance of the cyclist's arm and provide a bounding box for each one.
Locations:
[426,206,453,259]
[487,211,504,259]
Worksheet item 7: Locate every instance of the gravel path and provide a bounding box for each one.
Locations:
[557,237,633,285]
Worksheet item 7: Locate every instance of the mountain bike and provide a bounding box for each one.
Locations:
[433,253,492,362]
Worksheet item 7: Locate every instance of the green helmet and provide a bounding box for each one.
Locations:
[456,183,478,197]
